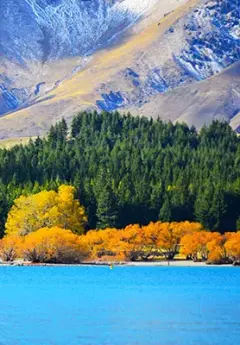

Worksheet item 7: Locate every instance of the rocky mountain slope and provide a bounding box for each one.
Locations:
[0,0,160,115]
[0,0,239,138]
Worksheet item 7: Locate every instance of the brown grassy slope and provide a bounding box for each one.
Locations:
[0,137,37,149]
[129,61,240,130]
[0,0,200,139]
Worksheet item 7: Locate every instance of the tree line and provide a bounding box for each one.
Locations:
[1,220,239,264]
[0,111,239,235]
[0,185,239,264]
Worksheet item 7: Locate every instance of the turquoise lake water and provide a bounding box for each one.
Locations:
[0,266,239,345]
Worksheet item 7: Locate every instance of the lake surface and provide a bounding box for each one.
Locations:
[0,266,239,345]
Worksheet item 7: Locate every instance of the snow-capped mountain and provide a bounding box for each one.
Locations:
[2,0,159,62]
[0,0,239,138]
[0,0,159,113]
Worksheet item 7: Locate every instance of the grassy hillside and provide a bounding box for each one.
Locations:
[0,0,200,139]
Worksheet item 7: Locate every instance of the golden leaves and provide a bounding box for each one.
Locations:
[21,227,89,264]
[225,232,240,261]
[83,221,204,261]
[1,194,240,264]
[5,185,87,236]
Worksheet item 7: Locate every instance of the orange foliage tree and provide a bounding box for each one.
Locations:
[116,224,145,261]
[225,232,240,263]
[180,231,225,261]
[83,221,203,262]
[152,221,202,260]
[1,212,238,265]
[21,227,90,263]
[0,236,22,262]
[206,232,232,264]
[84,228,120,259]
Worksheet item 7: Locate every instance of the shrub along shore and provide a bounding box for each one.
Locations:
[0,220,239,265]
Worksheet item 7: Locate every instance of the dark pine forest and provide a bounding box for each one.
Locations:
[0,111,239,236]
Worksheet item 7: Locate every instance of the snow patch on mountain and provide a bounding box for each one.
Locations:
[17,0,160,60]
[97,0,240,112]
[0,0,160,115]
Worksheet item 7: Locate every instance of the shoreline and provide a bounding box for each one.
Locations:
[0,260,236,267]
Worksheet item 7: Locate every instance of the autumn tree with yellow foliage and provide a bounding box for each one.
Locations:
[5,185,87,236]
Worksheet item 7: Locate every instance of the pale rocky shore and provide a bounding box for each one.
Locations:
[0,260,235,267]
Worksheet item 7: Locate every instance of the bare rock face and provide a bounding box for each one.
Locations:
[174,0,240,80]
